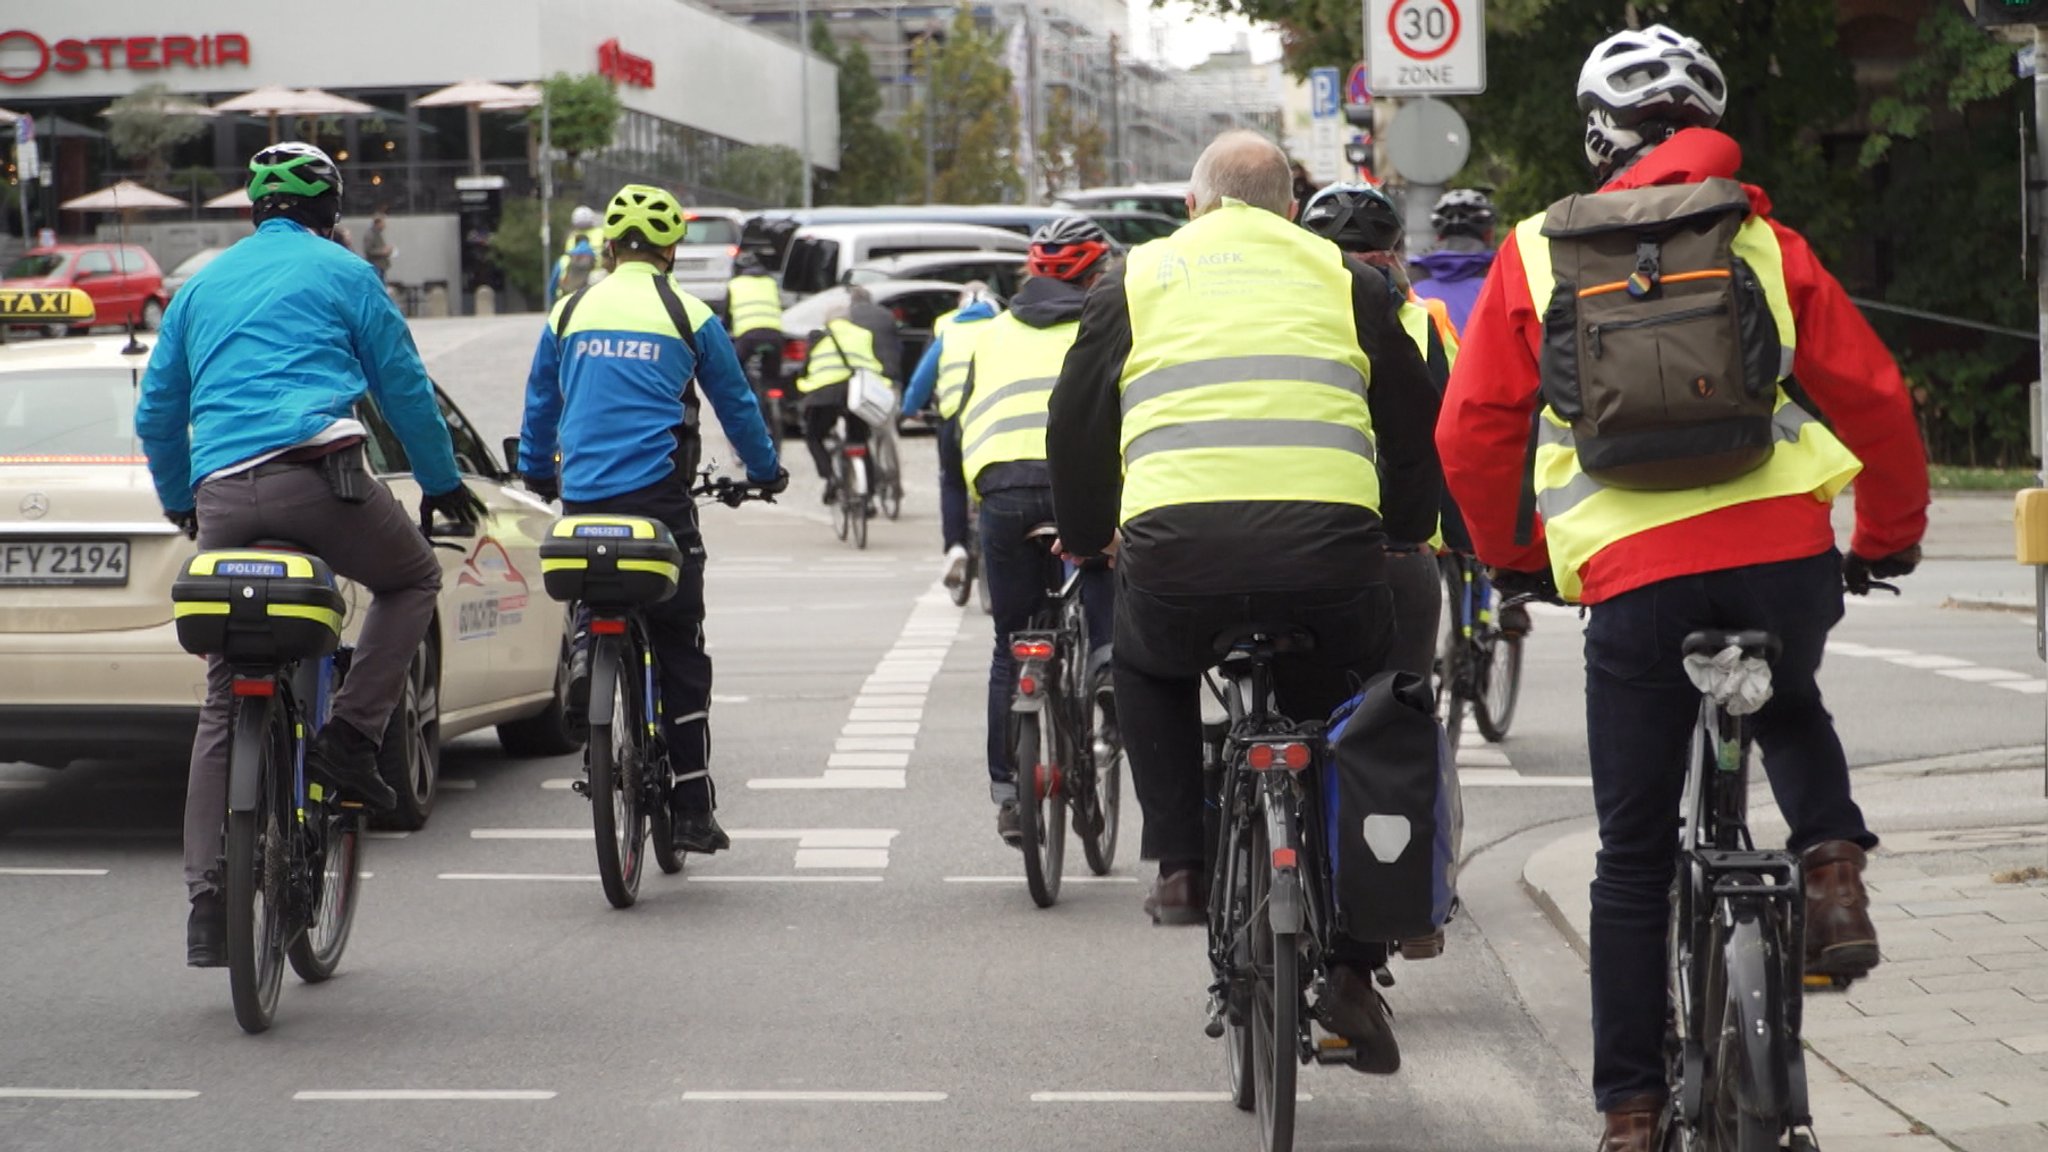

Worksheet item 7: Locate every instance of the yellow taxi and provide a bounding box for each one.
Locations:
[0,289,580,828]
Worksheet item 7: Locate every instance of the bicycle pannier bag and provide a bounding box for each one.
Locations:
[1535,177,1782,490]
[540,516,684,607]
[845,365,898,430]
[174,550,346,665]
[1321,671,1461,943]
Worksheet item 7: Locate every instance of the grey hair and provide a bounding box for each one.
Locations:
[846,285,874,306]
[1189,130,1294,217]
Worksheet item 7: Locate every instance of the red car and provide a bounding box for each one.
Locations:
[0,244,168,336]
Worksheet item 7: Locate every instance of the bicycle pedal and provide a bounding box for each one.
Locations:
[336,800,365,810]
[1373,965,1396,989]
[1313,1036,1358,1065]
[1803,973,1855,992]
[571,779,591,798]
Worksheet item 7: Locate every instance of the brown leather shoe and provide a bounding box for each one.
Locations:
[1804,840,1880,979]
[1322,964,1399,1073]
[1143,868,1205,926]
[1597,1092,1664,1152]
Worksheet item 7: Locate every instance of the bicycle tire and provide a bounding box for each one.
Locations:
[651,782,685,876]
[1213,796,1256,1112]
[832,453,852,542]
[1707,907,1794,1152]
[225,696,290,1034]
[1079,667,1121,876]
[1248,811,1298,1152]
[1475,633,1524,742]
[587,640,647,909]
[1434,560,1469,749]
[286,804,363,984]
[1013,709,1066,907]
[975,549,991,614]
[877,434,903,521]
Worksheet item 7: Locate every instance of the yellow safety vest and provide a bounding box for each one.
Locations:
[727,274,784,337]
[1513,210,1863,601]
[563,226,605,256]
[1118,200,1379,525]
[960,312,1074,492]
[931,309,993,421]
[798,319,884,394]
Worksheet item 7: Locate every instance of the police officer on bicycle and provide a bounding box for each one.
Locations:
[138,142,489,967]
[519,184,789,856]
[725,251,784,403]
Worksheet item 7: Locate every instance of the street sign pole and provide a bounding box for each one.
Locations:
[13,118,31,247]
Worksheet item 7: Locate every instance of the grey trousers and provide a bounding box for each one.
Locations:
[183,465,442,897]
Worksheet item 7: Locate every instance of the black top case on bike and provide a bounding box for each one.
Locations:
[540,516,684,607]
[173,551,346,666]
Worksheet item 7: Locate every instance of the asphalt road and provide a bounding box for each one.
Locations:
[1,316,2040,1152]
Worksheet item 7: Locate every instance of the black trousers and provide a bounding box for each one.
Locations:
[1114,575,1395,867]
[801,394,869,487]
[563,469,716,811]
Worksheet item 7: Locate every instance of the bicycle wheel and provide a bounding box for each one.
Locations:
[877,433,903,521]
[1079,667,1121,876]
[975,547,991,614]
[1012,708,1066,907]
[587,640,647,909]
[225,695,291,1034]
[651,772,685,876]
[1434,561,1469,748]
[1475,631,1523,742]
[1706,908,1794,1152]
[1216,815,1256,1112]
[1247,810,1299,1152]
[832,454,852,542]
[286,803,363,984]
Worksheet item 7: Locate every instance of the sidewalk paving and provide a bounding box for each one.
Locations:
[1521,754,2048,1152]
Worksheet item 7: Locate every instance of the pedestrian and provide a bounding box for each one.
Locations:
[363,212,394,283]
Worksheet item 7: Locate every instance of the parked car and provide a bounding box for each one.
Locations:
[843,250,1026,298]
[0,243,169,335]
[0,296,580,830]
[670,208,746,310]
[775,278,971,398]
[1086,210,1182,246]
[162,247,227,299]
[778,223,1029,297]
[1054,184,1191,221]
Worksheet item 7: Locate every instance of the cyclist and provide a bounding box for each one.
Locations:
[1049,130,1442,1072]
[725,251,784,401]
[136,142,488,968]
[796,301,889,505]
[904,281,1000,592]
[952,221,1115,846]
[547,206,609,306]
[1408,188,1497,333]
[518,184,789,856]
[548,235,604,305]
[1433,27,1927,1149]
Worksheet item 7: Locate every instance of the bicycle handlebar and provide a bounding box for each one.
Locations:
[689,470,779,509]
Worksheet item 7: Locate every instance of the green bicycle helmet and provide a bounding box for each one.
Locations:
[603,183,687,249]
[248,142,343,232]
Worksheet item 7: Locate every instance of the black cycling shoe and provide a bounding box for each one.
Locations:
[307,720,398,812]
[996,799,1023,849]
[821,479,840,505]
[187,891,227,968]
[564,646,591,729]
[1323,964,1400,1074]
[672,809,730,854]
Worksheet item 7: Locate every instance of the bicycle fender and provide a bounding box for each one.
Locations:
[226,697,273,814]
[1268,868,1304,935]
[587,639,620,730]
[1722,906,1792,1120]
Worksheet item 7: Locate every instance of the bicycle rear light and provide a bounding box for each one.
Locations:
[1018,675,1040,697]
[844,445,867,458]
[1011,639,1054,662]
[1246,740,1311,772]
[231,678,275,697]
[589,619,627,635]
[1271,847,1298,870]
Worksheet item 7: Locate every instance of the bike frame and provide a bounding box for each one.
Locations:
[1009,560,1087,789]
[225,650,336,821]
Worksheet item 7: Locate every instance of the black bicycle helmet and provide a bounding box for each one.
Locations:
[1430,189,1497,239]
[1026,216,1113,281]
[1300,184,1403,254]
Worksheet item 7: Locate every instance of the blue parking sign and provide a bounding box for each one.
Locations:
[1310,67,1341,120]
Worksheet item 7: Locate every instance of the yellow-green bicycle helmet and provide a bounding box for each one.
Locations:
[603,184,687,248]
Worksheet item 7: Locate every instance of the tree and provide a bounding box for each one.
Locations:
[489,195,582,304]
[712,145,807,206]
[809,23,914,205]
[1037,88,1109,199]
[104,83,209,181]
[904,8,1023,204]
[531,72,623,165]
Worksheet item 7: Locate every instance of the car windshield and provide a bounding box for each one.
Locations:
[684,217,739,245]
[0,369,144,462]
[4,253,68,279]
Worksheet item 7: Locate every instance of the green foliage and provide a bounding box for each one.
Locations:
[714,145,807,207]
[104,83,209,180]
[905,9,1023,203]
[533,72,623,160]
[813,29,914,206]
[1038,88,1109,198]
[489,196,581,302]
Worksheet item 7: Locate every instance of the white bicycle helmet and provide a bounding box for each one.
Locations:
[570,205,600,229]
[1577,25,1727,171]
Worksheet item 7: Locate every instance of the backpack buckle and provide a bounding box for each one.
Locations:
[1627,240,1662,298]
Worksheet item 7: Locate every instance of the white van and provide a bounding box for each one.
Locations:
[778,223,1029,297]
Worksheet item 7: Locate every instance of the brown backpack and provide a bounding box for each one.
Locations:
[1533,177,1783,491]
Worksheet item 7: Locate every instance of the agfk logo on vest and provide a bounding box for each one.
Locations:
[575,337,663,362]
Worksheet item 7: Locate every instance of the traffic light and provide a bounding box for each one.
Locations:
[1980,0,2048,28]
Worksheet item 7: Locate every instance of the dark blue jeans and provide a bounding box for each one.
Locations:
[979,485,1114,794]
[1585,548,1874,1111]
[936,417,970,554]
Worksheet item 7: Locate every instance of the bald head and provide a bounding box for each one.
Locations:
[1188,130,1295,219]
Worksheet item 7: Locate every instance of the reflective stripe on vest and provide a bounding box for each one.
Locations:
[727,274,783,337]
[932,310,992,420]
[798,319,883,394]
[1117,202,1379,524]
[960,313,1074,490]
[1512,208,1859,600]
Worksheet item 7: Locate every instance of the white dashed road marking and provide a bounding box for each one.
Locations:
[1829,639,2048,695]
[294,1090,555,1102]
[0,867,109,876]
[0,1088,198,1100]
[680,1091,947,1103]
[1458,768,1594,788]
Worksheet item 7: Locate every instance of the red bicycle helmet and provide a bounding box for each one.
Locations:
[1026,217,1112,282]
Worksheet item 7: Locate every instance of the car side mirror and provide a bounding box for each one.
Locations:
[502,436,521,474]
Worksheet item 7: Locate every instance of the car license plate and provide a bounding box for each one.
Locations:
[0,539,130,586]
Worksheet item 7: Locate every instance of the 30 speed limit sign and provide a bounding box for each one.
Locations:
[1366,0,1486,96]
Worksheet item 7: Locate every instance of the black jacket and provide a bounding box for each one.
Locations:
[959,276,1091,494]
[850,299,904,383]
[1047,250,1443,595]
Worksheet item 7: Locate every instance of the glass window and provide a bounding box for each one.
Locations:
[683,217,739,245]
[4,253,67,278]
[0,369,143,461]
[118,248,148,273]
[434,387,497,478]
[354,396,411,476]
[75,250,115,276]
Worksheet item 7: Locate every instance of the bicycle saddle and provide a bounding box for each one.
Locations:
[1210,623,1317,660]
[1682,629,1780,662]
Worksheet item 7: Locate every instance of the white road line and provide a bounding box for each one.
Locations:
[1459,768,1594,788]
[438,779,477,791]
[0,867,109,876]
[365,831,411,840]
[1825,645,1911,659]
[293,1090,555,1102]
[1938,667,2033,683]
[826,752,909,768]
[727,829,898,847]
[0,780,48,791]
[854,696,928,709]
[438,873,600,882]
[680,1091,944,1102]
[1455,747,1512,768]
[1029,1091,1228,1103]
[687,875,883,884]
[1886,653,1972,670]
[841,722,919,736]
[795,849,892,869]
[712,694,750,704]
[1992,679,2048,695]
[1457,730,1487,748]
[848,708,923,722]
[749,769,906,790]
[541,778,579,790]
[836,737,916,752]
[942,876,1140,884]
[7,828,174,840]
[0,1088,198,1100]
[470,829,585,840]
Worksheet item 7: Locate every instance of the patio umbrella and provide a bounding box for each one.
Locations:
[98,94,218,120]
[480,83,543,112]
[204,187,253,209]
[61,180,186,212]
[214,85,376,143]
[414,79,539,177]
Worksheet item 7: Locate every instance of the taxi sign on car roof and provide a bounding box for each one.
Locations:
[0,287,96,325]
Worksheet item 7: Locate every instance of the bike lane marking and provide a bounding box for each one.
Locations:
[294,1090,554,1102]
[1828,640,2048,694]
[0,1088,199,1100]
[0,866,109,876]
[680,1091,946,1102]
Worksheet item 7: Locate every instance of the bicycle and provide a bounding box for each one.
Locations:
[949,515,982,609]
[739,339,787,442]
[540,472,774,909]
[872,418,904,522]
[1200,627,1361,1152]
[1434,553,1527,747]
[1004,524,1121,907]
[172,548,368,1035]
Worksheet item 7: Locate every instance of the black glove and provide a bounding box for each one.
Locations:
[522,472,560,503]
[421,482,489,535]
[165,509,198,541]
[1843,544,1920,595]
[1489,565,1560,604]
[749,466,790,497]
